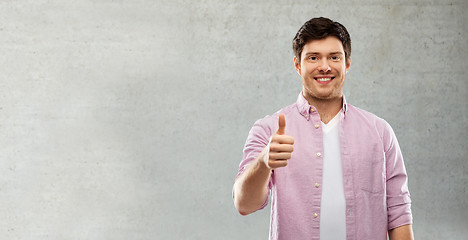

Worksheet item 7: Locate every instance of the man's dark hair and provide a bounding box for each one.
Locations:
[293,17,351,64]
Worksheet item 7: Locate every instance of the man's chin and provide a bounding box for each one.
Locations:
[308,92,342,101]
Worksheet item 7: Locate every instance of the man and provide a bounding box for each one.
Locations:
[233,17,413,240]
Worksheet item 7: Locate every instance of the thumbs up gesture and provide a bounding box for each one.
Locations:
[265,114,295,169]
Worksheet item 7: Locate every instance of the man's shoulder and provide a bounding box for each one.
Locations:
[346,103,392,131]
[255,102,297,122]
[250,102,297,131]
[347,103,383,120]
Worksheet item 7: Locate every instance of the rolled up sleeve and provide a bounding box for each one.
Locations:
[383,122,412,230]
[233,117,274,210]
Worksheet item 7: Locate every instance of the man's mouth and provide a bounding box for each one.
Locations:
[314,76,335,84]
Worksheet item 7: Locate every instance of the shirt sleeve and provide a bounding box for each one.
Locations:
[233,116,274,210]
[382,121,413,230]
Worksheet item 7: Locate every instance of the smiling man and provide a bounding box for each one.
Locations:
[233,17,413,240]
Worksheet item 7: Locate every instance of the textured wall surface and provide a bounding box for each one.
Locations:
[0,0,466,239]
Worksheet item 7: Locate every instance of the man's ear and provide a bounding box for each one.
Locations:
[346,57,351,72]
[294,56,301,75]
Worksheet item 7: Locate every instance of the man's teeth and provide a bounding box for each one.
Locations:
[317,78,332,81]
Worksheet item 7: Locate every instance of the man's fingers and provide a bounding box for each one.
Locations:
[267,114,293,170]
[269,152,292,160]
[276,114,286,135]
[271,135,295,145]
[268,159,288,168]
[269,144,294,153]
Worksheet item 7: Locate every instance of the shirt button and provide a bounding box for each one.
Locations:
[314,213,318,218]
[316,152,322,157]
[315,124,319,129]
[305,114,309,117]
[311,108,315,112]
[315,183,320,188]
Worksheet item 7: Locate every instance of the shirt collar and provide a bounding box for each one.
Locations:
[296,92,348,120]
[342,95,348,115]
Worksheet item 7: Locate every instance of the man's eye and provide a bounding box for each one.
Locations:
[331,56,341,61]
[309,56,318,61]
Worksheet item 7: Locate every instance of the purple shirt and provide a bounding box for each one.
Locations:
[235,93,412,240]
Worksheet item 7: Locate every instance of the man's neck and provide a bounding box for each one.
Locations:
[305,95,343,124]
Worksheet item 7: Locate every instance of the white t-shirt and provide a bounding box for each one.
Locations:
[319,112,346,240]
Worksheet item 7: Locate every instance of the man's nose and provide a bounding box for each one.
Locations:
[317,59,331,72]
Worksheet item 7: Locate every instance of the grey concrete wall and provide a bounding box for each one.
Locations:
[0,0,466,239]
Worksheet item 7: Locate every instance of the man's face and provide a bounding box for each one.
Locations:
[294,36,351,103]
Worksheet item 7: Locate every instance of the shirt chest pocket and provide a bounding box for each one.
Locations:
[353,151,386,193]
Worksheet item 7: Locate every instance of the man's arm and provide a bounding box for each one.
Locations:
[381,119,412,230]
[233,148,272,215]
[233,114,294,215]
[388,224,414,240]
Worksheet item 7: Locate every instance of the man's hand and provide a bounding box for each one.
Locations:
[234,113,295,215]
[265,114,295,169]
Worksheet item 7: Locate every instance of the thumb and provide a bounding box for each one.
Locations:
[276,113,286,135]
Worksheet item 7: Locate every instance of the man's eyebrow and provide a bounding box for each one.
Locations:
[304,51,344,55]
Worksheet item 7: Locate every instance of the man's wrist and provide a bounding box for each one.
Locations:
[253,146,272,174]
